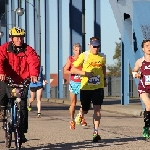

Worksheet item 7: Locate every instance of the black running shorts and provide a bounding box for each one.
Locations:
[80,88,104,112]
[30,86,43,92]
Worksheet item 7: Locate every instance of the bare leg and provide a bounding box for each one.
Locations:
[69,92,77,121]
[93,105,101,130]
[28,90,36,105]
[36,88,43,114]
[140,93,150,111]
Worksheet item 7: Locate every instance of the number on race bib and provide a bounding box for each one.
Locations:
[88,75,100,85]
[145,75,150,85]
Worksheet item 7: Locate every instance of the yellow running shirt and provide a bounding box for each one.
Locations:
[73,50,106,90]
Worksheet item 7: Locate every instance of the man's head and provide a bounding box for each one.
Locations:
[9,27,25,46]
[142,40,150,55]
[88,37,100,55]
[72,43,81,56]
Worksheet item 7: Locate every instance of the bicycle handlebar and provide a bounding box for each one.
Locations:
[5,76,30,88]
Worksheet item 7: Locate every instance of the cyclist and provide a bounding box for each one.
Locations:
[28,65,48,118]
[71,37,107,142]
[0,27,40,142]
[64,43,87,130]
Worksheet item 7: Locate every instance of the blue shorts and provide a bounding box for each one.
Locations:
[69,80,81,95]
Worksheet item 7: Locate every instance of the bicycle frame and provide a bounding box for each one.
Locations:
[8,97,20,131]
[4,77,30,149]
[4,90,23,149]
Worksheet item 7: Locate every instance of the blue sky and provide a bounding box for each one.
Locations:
[101,0,120,66]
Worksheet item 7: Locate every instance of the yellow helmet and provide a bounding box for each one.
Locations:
[9,27,25,37]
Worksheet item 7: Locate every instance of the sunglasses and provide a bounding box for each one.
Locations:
[92,46,100,48]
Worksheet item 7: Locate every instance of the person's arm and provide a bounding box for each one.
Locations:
[102,65,106,78]
[43,79,48,84]
[64,58,71,74]
[101,55,106,77]
[71,53,85,75]
[0,45,6,81]
[101,56,107,87]
[0,46,5,74]
[71,53,94,77]
[26,46,40,77]
[71,66,85,75]
[133,59,140,72]
[132,58,141,78]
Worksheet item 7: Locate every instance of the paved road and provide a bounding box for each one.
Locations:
[0,101,150,150]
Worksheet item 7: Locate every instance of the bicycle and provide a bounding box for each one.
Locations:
[3,77,30,149]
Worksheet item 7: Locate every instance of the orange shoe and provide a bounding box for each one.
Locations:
[81,118,87,126]
[70,121,75,130]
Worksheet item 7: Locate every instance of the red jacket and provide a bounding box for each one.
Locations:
[0,42,40,83]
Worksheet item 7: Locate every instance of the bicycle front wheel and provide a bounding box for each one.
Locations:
[14,104,23,150]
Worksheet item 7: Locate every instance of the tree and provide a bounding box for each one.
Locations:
[113,42,121,68]
[107,41,121,77]
[107,39,132,77]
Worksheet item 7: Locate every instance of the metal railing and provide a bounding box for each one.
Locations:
[49,75,139,99]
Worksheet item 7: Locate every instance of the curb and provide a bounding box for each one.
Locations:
[44,98,143,117]
[101,105,143,117]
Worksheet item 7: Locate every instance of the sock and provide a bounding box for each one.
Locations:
[94,129,98,134]
[79,111,84,118]
[79,111,82,115]
[144,110,150,127]
[145,122,149,127]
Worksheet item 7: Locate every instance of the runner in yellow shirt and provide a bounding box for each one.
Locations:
[71,37,107,142]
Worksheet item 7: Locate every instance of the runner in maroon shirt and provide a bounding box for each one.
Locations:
[132,39,150,139]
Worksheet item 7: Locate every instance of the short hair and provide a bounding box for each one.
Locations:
[141,40,150,48]
[72,43,81,50]
[90,37,100,42]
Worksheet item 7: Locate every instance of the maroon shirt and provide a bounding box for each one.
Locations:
[138,58,150,93]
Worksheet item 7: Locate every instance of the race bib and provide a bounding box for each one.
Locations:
[74,74,80,79]
[145,75,150,85]
[88,75,100,85]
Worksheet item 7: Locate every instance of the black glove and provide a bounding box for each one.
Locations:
[85,72,94,78]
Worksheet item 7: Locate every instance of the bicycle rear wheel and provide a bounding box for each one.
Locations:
[14,104,23,150]
[4,108,12,148]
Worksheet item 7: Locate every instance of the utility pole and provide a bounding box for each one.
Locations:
[82,0,85,52]
[38,0,41,62]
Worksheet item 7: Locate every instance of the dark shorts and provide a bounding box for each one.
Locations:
[80,88,104,112]
[30,86,43,92]
[138,83,150,94]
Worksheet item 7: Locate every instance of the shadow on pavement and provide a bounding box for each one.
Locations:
[103,99,141,105]
[30,105,81,111]
[0,140,4,143]
[21,137,143,150]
